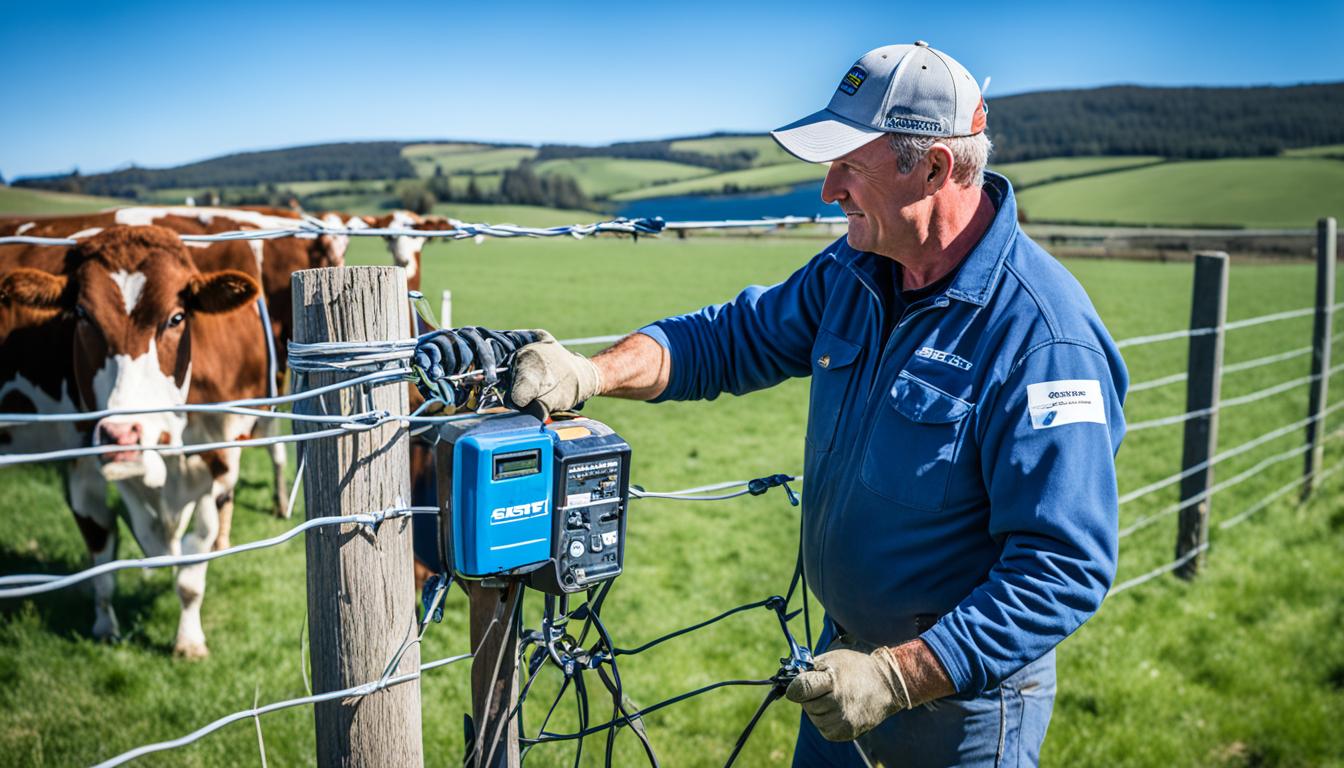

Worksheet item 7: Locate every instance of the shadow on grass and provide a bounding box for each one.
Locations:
[0,537,172,654]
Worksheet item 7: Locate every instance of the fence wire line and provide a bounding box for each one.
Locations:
[1127,346,1313,394]
[1118,438,1314,539]
[92,650,473,768]
[1114,303,1340,351]
[1118,398,1344,507]
[0,507,439,599]
[1111,453,1344,596]
[1127,361,1344,433]
[0,471,795,599]
[0,215,848,250]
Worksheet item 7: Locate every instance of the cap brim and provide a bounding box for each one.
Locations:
[770,108,884,163]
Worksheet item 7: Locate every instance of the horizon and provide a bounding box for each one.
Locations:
[4,0,1342,179]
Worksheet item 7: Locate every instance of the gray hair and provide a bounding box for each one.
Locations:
[886,131,993,188]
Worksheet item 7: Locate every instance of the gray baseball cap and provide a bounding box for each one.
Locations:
[771,41,987,163]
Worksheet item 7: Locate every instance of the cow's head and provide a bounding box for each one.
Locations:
[1,226,259,484]
[360,211,430,288]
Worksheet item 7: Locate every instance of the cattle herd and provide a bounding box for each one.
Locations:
[0,206,443,657]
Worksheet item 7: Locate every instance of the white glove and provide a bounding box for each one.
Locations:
[785,643,912,742]
[508,330,603,420]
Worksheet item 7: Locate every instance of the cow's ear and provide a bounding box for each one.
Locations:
[1,268,69,309]
[187,270,259,314]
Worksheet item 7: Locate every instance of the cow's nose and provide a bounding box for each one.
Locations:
[97,420,142,447]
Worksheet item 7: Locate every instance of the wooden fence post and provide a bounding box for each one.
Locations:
[441,288,453,329]
[293,266,422,767]
[1303,217,1337,499]
[1176,252,1229,579]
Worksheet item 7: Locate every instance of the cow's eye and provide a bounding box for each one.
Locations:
[74,305,89,321]
[166,312,186,329]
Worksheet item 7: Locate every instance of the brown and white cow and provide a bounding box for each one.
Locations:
[2,226,265,657]
[1,206,351,536]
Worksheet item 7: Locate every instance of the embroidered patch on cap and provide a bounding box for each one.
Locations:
[1026,379,1106,430]
[838,66,867,95]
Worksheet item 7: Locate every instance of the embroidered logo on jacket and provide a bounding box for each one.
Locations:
[915,346,973,371]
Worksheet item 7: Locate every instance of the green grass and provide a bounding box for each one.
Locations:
[403,145,539,177]
[992,156,1164,188]
[1283,143,1344,159]
[1017,158,1344,228]
[532,157,713,198]
[611,162,827,201]
[669,135,797,167]
[0,187,127,215]
[3,235,1344,766]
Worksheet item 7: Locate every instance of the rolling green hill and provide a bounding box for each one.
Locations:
[405,145,539,176]
[611,162,827,201]
[991,156,1164,188]
[0,187,125,215]
[1015,157,1344,228]
[533,157,713,198]
[667,135,797,167]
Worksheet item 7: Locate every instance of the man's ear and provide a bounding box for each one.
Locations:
[186,270,259,314]
[926,143,955,190]
[1,268,69,309]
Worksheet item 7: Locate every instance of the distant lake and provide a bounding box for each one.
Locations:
[615,181,842,222]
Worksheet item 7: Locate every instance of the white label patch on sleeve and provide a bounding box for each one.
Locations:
[1026,379,1106,429]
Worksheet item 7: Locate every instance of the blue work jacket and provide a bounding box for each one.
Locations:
[640,172,1128,694]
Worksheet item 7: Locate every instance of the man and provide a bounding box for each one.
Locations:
[509,42,1127,767]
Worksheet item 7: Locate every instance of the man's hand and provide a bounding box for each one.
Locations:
[508,330,604,420]
[785,643,912,742]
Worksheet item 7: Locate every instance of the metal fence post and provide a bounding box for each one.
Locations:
[1176,252,1229,579]
[293,266,422,768]
[1303,217,1337,499]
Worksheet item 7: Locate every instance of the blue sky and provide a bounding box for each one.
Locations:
[2,0,1341,179]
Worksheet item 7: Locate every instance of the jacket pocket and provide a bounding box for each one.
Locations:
[860,370,972,510]
[806,331,862,453]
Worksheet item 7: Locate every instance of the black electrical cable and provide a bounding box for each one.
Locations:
[521,678,775,745]
[611,598,778,657]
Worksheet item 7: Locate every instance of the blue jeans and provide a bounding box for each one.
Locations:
[791,629,1056,768]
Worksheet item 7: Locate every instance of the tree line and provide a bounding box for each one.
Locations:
[536,138,758,171]
[988,83,1344,162]
[397,163,592,214]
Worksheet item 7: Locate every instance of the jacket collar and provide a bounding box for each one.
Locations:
[832,171,1018,308]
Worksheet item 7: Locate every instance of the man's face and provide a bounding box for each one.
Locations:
[821,136,929,257]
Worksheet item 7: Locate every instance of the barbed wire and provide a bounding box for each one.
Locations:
[0,214,850,250]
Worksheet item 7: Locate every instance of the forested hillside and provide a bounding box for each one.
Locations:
[12,82,1342,197]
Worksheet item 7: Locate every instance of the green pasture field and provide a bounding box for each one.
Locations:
[532,157,713,198]
[404,145,539,177]
[1283,143,1344,159]
[611,162,827,201]
[0,187,125,216]
[991,156,1164,188]
[1,233,1343,767]
[668,135,797,167]
[1016,157,1344,228]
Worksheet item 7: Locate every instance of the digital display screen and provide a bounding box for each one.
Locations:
[494,449,541,480]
